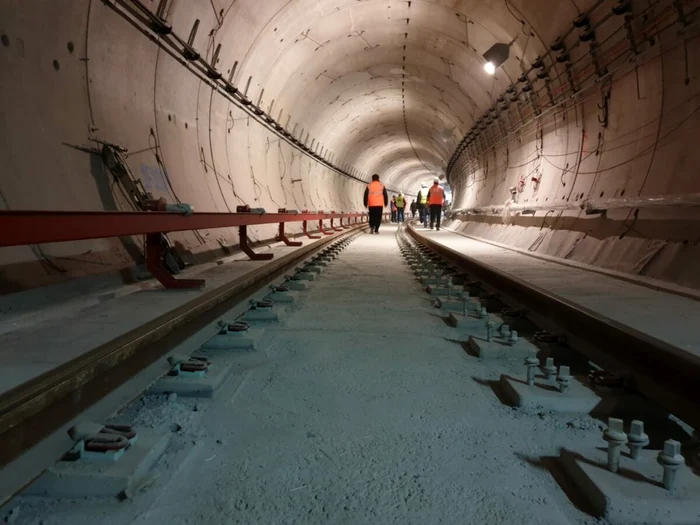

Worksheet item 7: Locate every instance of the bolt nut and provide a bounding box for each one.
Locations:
[525,356,540,366]
[556,365,572,392]
[508,330,518,345]
[525,355,540,386]
[657,439,685,492]
[542,357,557,380]
[603,418,628,445]
[627,420,649,459]
[604,417,628,473]
[658,440,684,468]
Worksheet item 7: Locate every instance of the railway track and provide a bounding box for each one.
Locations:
[0,224,365,505]
[406,223,700,432]
[1,221,698,524]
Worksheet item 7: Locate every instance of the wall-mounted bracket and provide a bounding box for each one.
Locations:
[302,220,321,239]
[319,219,333,235]
[238,225,273,260]
[276,208,303,246]
[330,217,343,231]
[146,233,204,289]
[278,221,302,247]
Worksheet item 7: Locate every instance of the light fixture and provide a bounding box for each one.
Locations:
[482,39,516,75]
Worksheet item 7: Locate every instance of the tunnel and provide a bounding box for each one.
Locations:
[1,0,700,523]
[2,0,697,291]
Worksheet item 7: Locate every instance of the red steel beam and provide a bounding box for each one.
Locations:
[0,210,366,248]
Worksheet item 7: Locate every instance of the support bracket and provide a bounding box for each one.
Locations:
[330,218,343,232]
[302,220,321,239]
[278,222,302,246]
[319,219,333,235]
[146,233,205,289]
[239,225,274,260]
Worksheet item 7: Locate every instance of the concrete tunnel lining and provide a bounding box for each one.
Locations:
[1,0,700,292]
[2,0,700,519]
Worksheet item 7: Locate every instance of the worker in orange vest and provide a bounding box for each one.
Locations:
[427,177,445,231]
[363,174,388,234]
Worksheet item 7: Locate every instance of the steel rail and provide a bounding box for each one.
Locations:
[0,210,365,247]
[408,224,700,431]
[0,224,365,478]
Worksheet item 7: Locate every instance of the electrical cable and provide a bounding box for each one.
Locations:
[450,1,694,172]
[615,0,667,238]
[539,103,700,176]
[108,0,378,190]
[83,0,97,127]
[205,86,234,213]
[452,28,698,174]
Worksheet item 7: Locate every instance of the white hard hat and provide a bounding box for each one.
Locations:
[421,183,427,188]
[433,177,440,184]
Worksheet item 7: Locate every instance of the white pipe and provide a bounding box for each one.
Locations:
[584,193,700,211]
[450,193,700,217]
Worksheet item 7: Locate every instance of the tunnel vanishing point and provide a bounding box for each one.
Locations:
[3,2,700,522]
[1,0,699,292]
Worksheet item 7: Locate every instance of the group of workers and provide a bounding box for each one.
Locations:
[363,174,445,234]
[390,193,407,223]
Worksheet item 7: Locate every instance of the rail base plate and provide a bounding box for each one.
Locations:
[468,335,538,360]
[149,357,234,398]
[24,428,171,499]
[500,374,601,414]
[561,447,700,525]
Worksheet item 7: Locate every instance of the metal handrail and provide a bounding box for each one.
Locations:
[0,208,373,288]
[0,227,363,498]
[0,209,367,247]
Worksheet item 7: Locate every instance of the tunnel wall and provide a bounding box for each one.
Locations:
[447,3,700,290]
[2,0,699,294]
[0,0,366,293]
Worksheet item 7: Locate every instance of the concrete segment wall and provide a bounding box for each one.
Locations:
[1,0,698,292]
[0,0,366,292]
[447,0,700,289]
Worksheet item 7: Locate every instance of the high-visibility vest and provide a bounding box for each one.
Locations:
[367,180,385,207]
[418,188,428,204]
[429,185,445,205]
[395,195,405,208]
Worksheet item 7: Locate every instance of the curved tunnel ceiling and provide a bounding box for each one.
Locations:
[196,0,580,194]
[2,0,696,296]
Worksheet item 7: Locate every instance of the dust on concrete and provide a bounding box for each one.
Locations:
[9,226,609,525]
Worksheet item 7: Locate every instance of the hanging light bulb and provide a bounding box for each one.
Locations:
[482,39,516,75]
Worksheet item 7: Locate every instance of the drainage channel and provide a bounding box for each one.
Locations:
[399,224,700,525]
[2,224,698,525]
[0,226,364,507]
